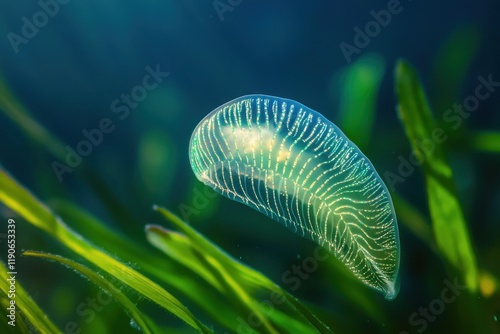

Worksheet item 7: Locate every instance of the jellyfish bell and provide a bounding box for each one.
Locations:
[189,94,400,300]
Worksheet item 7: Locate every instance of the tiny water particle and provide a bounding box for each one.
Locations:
[130,318,141,332]
[189,94,400,299]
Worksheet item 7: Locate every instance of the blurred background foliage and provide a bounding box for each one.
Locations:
[0,1,499,333]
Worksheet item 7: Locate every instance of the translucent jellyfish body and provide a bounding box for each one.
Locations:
[189,95,400,300]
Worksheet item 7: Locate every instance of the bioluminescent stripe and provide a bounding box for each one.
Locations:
[189,94,400,300]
